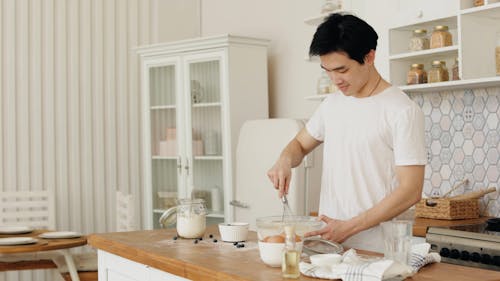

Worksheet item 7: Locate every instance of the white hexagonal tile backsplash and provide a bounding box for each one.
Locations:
[409,87,500,216]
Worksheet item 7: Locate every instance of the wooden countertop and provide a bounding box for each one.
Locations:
[88,225,500,281]
[412,217,490,237]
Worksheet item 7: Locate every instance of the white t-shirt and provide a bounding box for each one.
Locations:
[306,86,426,252]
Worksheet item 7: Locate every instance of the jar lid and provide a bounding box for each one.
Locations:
[431,60,443,66]
[413,29,427,34]
[179,198,205,205]
[411,63,424,68]
[434,25,449,31]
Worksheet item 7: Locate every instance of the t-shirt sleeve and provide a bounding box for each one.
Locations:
[392,104,427,166]
[305,101,326,141]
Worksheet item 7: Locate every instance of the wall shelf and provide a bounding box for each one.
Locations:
[460,2,500,16]
[389,45,458,60]
[389,4,500,92]
[399,76,500,93]
[304,94,330,101]
[304,11,342,26]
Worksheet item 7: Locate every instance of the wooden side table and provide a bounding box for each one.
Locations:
[0,229,87,281]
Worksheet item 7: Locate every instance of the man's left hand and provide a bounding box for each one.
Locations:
[304,215,357,243]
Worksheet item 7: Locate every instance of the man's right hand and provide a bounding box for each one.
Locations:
[267,159,292,198]
[266,128,321,198]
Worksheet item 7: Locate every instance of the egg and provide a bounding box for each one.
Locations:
[262,233,301,243]
[263,235,285,243]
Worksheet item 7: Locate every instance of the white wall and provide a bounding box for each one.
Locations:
[201,0,326,119]
[200,0,395,119]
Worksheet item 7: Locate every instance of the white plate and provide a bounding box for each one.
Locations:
[39,231,82,239]
[0,226,33,234]
[0,237,38,246]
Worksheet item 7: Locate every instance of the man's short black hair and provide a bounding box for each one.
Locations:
[309,13,378,65]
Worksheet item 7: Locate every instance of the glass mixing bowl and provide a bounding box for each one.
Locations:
[256,216,325,267]
[255,216,324,241]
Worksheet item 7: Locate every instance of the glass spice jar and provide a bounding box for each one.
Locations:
[474,0,484,7]
[407,64,427,85]
[496,34,500,76]
[430,25,453,49]
[428,60,449,83]
[452,58,460,80]
[409,29,429,52]
[317,71,332,94]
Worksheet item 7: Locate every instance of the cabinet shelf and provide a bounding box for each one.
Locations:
[399,76,500,93]
[152,156,177,160]
[151,105,176,110]
[389,45,458,61]
[192,102,221,108]
[153,209,224,218]
[194,156,223,160]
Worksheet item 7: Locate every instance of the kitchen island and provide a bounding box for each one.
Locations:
[88,225,500,281]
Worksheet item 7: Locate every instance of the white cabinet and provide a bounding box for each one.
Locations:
[389,1,500,92]
[392,0,459,28]
[137,35,269,229]
[97,250,190,281]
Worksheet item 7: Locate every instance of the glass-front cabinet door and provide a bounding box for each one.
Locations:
[148,59,184,228]
[140,35,269,230]
[184,52,225,224]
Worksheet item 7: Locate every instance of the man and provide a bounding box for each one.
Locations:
[267,13,426,252]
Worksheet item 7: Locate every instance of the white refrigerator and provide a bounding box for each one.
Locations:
[231,119,322,230]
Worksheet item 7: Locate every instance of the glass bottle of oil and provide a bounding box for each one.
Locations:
[282,225,300,278]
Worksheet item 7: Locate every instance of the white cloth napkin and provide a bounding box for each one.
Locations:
[300,243,441,281]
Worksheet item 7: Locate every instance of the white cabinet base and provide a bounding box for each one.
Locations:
[97,250,191,281]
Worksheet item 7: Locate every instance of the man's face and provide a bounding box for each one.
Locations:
[319,51,372,97]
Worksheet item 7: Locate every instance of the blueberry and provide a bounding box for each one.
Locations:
[233,242,238,245]
[209,234,213,238]
[213,239,218,243]
[199,237,203,241]
[237,244,245,248]
[173,236,178,240]
[194,240,198,244]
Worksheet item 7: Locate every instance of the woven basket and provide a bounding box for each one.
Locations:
[415,198,479,220]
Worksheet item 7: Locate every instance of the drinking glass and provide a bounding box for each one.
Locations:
[381,220,413,266]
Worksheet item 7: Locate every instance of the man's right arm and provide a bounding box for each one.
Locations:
[267,128,321,197]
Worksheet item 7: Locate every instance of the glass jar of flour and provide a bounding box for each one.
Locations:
[159,198,208,239]
[176,199,207,238]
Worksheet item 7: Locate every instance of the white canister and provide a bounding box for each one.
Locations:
[211,187,222,212]
[204,131,219,155]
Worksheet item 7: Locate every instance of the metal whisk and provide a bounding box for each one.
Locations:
[281,195,295,222]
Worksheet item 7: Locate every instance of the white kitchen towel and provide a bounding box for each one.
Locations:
[300,243,441,281]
